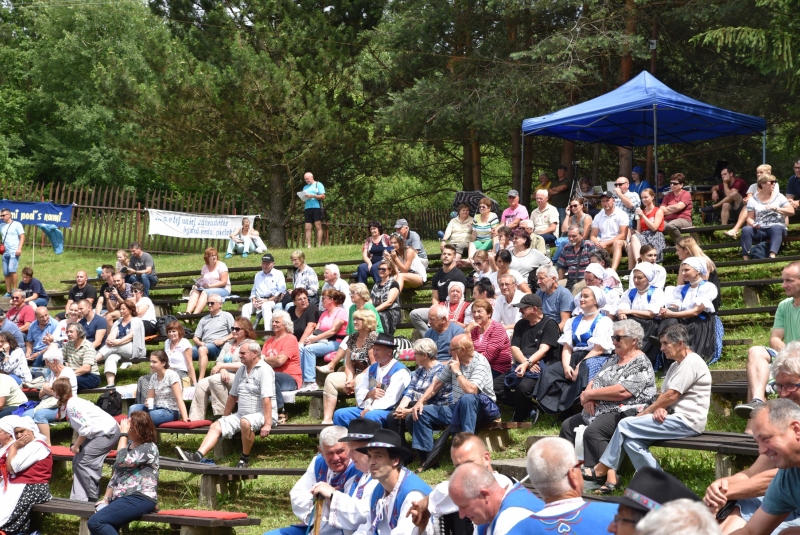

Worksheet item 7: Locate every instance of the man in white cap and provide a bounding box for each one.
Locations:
[394,219,428,268]
[501,190,528,230]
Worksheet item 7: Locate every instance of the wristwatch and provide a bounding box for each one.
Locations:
[119,433,128,438]
[455,372,463,377]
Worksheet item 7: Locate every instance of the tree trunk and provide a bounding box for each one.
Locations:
[267,169,288,247]
[522,135,533,204]
[592,144,601,184]
[462,136,473,191]
[618,0,636,176]
[561,140,575,180]
[471,130,482,191]
[618,147,633,179]
[511,130,522,192]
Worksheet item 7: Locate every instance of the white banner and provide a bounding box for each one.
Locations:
[147,209,261,239]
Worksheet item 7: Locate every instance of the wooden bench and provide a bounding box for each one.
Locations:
[32,497,261,535]
[652,431,758,478]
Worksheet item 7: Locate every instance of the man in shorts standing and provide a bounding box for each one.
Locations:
[0,208,25,297]
[176,341,276,468]
[303,172,326,248]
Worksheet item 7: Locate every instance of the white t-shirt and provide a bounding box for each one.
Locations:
[149,369,182,411]
[663,352,711,433]
[164,338,192,372]
[137,297,157,324]
[200,261,231,292]
[51,366,78,397]
[592,208,629,241]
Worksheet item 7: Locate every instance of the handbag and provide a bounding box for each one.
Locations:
[0,223,7,255]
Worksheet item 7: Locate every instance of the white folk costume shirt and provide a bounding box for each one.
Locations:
[330,472,381,535]
[290,456,362,535]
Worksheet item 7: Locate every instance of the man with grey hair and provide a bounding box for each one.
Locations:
[706,342,800,534]
[535,264,573,329]
[531,189,559,245]
[240,253,286,328]
[449,462,540,535]
[395,219,428,268]
[192,292,234,381]
[177,340,276,468]
[265,425,362,535]
[423,304,464,362]
[638,499,722,535]
[524,436,616,532]
[492,274,523,336]
[319,263,351,312]
[25,306,58,367]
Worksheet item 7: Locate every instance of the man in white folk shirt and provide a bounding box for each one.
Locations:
[240,253,286,329]
[357,429,432,535]
[407,432,535,535]
[314,419,382,535]
[265,425,363,535]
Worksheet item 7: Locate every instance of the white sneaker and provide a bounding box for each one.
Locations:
[316,365,333,374]
[298,382,319,392]
[119,362,132,370]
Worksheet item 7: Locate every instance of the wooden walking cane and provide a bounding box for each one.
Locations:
[312,495,324,535]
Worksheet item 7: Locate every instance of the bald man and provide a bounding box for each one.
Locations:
[449,463,541,535]
[408,432,540,534]
[66,270,97,313]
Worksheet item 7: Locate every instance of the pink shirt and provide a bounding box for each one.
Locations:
[318,307,348,339]
[200,261,231,292]
[662,190,692,222]
[501,205,529,226]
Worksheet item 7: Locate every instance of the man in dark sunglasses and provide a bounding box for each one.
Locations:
[192,294,235,381]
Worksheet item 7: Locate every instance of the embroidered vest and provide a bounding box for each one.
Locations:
[313,454,361,490]
[571,313,603,349]
[368,469,431,532]
[628,286,657,306]
[478,483,542,535]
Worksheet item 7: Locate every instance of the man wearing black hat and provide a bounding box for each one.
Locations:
[357,429,432,535]
[496,293,560,423]
[332,333,411,428]
[264,426,362,535]
[314,419,382,535]
[240,253,286,329]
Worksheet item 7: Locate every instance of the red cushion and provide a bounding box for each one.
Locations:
[396,348,415,362]
[158,509,248,520]
[323,351,337,363]
[49,446,116,458]
[113,414,127,424]
[22,387,39,393]
[158,420,213,429]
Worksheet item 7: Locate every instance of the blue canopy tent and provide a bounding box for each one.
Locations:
[520,71,767,201]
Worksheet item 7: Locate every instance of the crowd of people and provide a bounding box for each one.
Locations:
[0,160,798,534]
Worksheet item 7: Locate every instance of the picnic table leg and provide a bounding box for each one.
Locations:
[308,397,323,420]
[478,428,510,453]
[199,474,221,509]
[175,525,234,535]
[79,518,90,535]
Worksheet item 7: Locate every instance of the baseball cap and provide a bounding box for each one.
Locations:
[261,254,275,263]
[600,190,615,198]
[394,219,408,229]
[512,294,542,309]
[508,189,519,197]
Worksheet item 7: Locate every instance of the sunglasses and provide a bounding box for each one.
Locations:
[767,180,778,184]
[670,182,680,185]
[614,182,627,186]
[611,335,630,342]
[231,327,242,332]
[569,204,580,208]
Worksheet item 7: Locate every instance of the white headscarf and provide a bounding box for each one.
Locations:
[682,257,708,277]
[447,281,466,303]
[0,415,21,439]
[584,264,606,282]
[585,286,607,309]
[633,263,657,283]
[16,416,48,443]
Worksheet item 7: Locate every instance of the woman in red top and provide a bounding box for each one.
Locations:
[466,299,512,376]
[628,188,666,268]
[262,310,302,424]
[660,173,693,243]
[446,282,469,328]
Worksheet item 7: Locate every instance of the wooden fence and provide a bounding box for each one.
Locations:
[0,181,451,254]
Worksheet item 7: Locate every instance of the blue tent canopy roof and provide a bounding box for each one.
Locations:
[521,72,766,147]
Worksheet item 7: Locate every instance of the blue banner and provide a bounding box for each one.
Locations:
[0,200,72,228]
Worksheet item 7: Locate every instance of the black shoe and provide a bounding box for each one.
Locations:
[700,205,716,214]
[236,456,249,469]
[530,408,540,426]
[175,446,204,463]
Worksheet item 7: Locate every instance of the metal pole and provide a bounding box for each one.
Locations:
[653,104,660,201]
[763,131,767,164]
[520,130,525,203]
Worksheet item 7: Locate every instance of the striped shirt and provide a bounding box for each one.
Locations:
[403,363,452,405]
[471,320,513,374]
[437,352,495,402]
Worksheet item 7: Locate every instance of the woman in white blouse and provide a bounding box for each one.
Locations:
[741,174,795,260]
[128,350,188,426]
[131,281,158,336]
[617,263,666,365]
[98,300,146,388]
[185,247,231,314]
[657,257,720,363]
[164,321,196,386]
[535,286,614,415]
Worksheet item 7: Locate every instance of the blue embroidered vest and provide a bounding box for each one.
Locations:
[368,469,431,532]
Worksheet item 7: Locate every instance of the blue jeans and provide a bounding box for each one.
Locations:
[300,340,340,383]
[451,393,490,434]
[24,407,59,424]
[538,233,558,246]
[191,342,222,361]
[202,287,230,299]
[88,493,157,535]
[356,262,381,285]
[263,525,307,535]
[412,404,453,452]
[599,414,699,471]
[77,373,101,391]
[551,236,569,264]
[274,372,299,410]
[128,404,180,427]
[30,297,49,308]
[2,253,19,276]
[333,406,391,428]
[741,225,786,256]
[125,274,158,296]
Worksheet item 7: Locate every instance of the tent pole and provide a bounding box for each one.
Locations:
[653,104,659,200]
[520,130,525,203]
[763,131,767,164]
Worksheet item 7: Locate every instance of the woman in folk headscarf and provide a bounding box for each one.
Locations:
[617,263,667,365]
[657,257,721,363]
[0,416,52,534]
[577,263,620,317]
[445,281,470,328]
[535,286,615,416]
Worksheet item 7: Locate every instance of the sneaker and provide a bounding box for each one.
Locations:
[700,205,716,214]
[224,253,233,259]
[530,408,540,426]
[119,362,132,370]
[104,384,116,389]
[734,399,765,420]
[242,252,248,258]
[298,382,319,392]
[236,456,249,469]
[316,365,333,374]
[2,293,10,298]
[176,447,204,463]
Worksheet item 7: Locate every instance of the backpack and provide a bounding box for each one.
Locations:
[157,314,180,337]
[96,389,123,417]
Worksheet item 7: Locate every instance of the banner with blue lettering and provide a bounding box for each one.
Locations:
[0,201,72,228]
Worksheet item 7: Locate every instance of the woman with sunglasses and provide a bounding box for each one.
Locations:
[536,287,613,416]
[628,188,666,269]
[371,261,401,337]
[188,318,253,421]
[467,197,499,259]
[559,319,656,494]
[660,173,693,244]
[741,174,794,260]
[385,233,426,293]
[552,197,592,264]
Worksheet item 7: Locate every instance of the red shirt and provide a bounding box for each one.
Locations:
[262,334,302,388]
[470,320,513,373]
[662,190,692,222]
[7,304,35,329]
[639,205,665,232]
[729,177,749,198]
